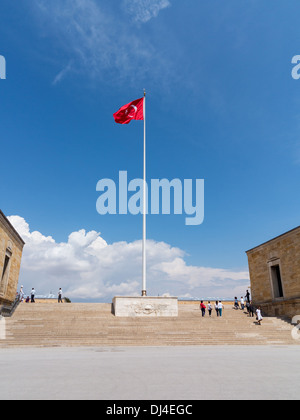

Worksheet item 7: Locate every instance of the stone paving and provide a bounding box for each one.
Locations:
[0,345,299,400]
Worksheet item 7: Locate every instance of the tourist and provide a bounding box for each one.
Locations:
[25,296,30,303]
[215,301,219,317]
[58,288,63,303]
[218,301,224,317]
[207,301,212,317]
[240,297,245,310]
[256,307,263,325]
[200,301,206,317]
[245,290,251,303]
[234,297,239,310]
[19,285,25,302]
[249,301,255,317]
[246,300,250,314]
[31,288,36,303]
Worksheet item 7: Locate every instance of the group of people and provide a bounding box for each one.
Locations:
[18,286,64,304]
[233,290,263,325]
[199,290,263,325]
[18,286,36,303]
[200,300,224,317]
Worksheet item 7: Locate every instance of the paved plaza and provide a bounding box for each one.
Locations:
[0,345,299,400]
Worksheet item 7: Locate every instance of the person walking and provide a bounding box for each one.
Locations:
[240,297,245,311]
[218,301,224,317]
[215,301,219,317]
[200,301,206,317]
[207,301,212,317]
[19,285,25,302]
[256,307,263,325]
[249,301,255,318]
[31,288,36,303]
[58,288,63,303]
[246,300,250,315]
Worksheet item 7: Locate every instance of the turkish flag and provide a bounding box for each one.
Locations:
[113,97,144,124]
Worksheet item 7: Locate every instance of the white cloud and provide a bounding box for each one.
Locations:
[122,0,171,23]
[31,0,171,85]
[52,62,73,85]
[8,215,249,301]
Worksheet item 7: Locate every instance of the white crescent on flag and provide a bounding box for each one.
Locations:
[126,105,138,118]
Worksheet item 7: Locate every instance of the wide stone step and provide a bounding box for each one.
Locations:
[0,303,298,348]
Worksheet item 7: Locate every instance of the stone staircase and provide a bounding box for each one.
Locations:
[0,302,298,348]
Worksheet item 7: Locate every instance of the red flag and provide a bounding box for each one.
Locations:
[113,97,144,124]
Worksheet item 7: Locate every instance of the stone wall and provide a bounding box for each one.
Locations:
[246,227,300,319]
[0,211,25,305]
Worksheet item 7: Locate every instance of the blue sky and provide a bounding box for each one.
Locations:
[1,0,300,300]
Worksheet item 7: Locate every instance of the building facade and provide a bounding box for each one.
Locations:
[0,210,25,306]
[246,226,300,319]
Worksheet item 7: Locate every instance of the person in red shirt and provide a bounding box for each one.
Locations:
[200,301,206,317]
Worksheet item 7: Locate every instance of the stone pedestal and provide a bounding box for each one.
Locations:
[112,296,178,317]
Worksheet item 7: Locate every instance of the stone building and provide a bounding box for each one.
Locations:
[0,210,25,307]
[246,226,300,319]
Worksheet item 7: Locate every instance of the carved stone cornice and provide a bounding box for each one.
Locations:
[0,210,25,249]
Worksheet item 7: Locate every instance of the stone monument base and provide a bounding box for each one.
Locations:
[112,296,178,317]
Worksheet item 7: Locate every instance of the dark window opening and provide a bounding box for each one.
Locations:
[271,264,284,298]
[1,255,10,282]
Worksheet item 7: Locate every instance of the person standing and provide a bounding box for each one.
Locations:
[218,301,224,317]
[234,297,239,310]
[249,301,255,318]
[58,288,63,303]
[31,288,36,303]
[200,301,206,317]
[246,300,250,315]
[240,297,245,311]
[19,285,25,302]
[245,290,251,304]
[207,301,212,317]
[215,301,219,317]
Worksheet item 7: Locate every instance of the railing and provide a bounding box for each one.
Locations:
[0,295,21,317]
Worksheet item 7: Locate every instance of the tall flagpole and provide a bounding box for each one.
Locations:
[142,89,147,297]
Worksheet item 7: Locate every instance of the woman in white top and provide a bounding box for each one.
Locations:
[207,302,212,317]
[256,307,263,325]
[218,301,224,317]
[215,301,219,317]
[240,297,245,310]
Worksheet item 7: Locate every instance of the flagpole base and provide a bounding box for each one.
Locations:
[141,290,147,297]
[112,296,178,317]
